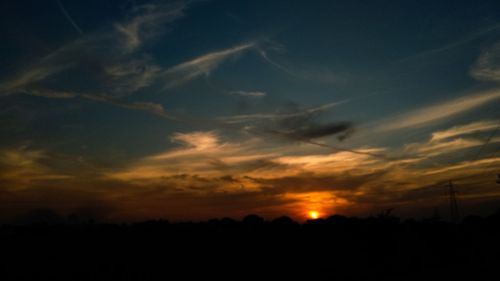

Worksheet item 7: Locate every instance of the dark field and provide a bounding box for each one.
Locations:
[2,213,500,280]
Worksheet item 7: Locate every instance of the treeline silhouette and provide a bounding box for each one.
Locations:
[2,211,500,280]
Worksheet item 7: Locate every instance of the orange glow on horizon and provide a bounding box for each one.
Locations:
[308,211,320,219]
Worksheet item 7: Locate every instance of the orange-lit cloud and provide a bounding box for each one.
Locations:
[379,90,500,131]
[91,123,499,220]
[0,146,71,189]
[430,120,499,142]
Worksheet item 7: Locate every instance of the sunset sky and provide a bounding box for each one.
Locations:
[1,0,500,221]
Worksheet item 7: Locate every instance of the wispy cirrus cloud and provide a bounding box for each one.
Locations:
[103,57,163,95]
[80,94,174,120]
[375,39,500,133]
[379,89,500,131]
[424,156,500,176]
[0,146,71,189]
[0,57,72,96]
[0,2,271,129]
[0,1,190,98]
[470,40,500,82]
[20,88,77,99]
[106,131,280,184]
[401,120,500,160]
[229,90,267,98]
[407,138,490,157]
[257,47,344,83]
[216,101,344,124]
[0,1,218,124]
[115,2,188,53]
[430,120,499,141]
[161,42,256,88]
[400,23,500,62]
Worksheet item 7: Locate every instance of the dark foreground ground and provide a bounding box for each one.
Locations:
[2,213,500,281]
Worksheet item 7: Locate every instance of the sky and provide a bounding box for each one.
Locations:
[1,0,500,222]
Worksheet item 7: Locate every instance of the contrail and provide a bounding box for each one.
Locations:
[398,23,500,63]
[302,138,391,160]
[56,0,83,35]
[248,127,392,161]
[257,47,298,78]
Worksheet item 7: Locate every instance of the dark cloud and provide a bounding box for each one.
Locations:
[284,121,353,140]
[269,102,353,140]
[233,100,355,143]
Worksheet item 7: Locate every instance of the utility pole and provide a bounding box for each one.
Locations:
[448,181,460,223]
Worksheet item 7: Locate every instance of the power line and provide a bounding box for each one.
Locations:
[473,122,500,162]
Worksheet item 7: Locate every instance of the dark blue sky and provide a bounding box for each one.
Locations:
[1,0,500,221]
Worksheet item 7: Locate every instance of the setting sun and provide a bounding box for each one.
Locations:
[309,211,320,219]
